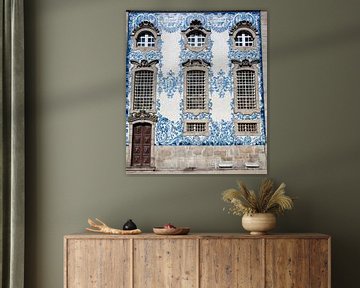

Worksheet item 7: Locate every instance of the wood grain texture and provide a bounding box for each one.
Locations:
[65,233,330,240]
[310,239,330,288]
[200,239,264,288]
[66,239,131,288]
[133,239,197,288]
[64,234,330,288]
[265,239,310,288]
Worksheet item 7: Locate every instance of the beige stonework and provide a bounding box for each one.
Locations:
[158,146,265,172]
[127,145,267,174]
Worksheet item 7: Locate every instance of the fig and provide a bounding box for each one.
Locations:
[163,223,176,229]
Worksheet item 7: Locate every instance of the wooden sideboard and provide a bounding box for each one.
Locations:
[64,233,331,288]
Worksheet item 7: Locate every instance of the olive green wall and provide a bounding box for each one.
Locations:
[24,0,360,287]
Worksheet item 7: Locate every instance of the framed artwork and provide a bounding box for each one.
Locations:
[125,11,267,174]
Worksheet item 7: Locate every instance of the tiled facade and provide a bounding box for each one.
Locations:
[126,11,267,173]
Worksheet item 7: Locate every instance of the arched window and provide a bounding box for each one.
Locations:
[187,31,206,47]
[130,59,159,112]
[182,59,210,114]
[231,59,260,113]
[236,69,256,110]
[181,20,211,52]
[186,70,206,110]
[234,30,254,47]
[133,70,154,110]
[136,31,155,48]
[131,21,160,51]
[230,21,257,50]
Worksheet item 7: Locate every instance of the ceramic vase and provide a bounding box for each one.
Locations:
[242,213,276,235]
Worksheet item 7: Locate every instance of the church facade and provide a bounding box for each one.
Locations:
[125,11,267,174]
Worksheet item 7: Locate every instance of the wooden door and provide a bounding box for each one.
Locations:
[131,123,152,166]
[266,239,310,288]
[309,239,330,288]
[66,239,131,288]
[133,239,198,288]
[265,239,329,288]
[200,239,264,288]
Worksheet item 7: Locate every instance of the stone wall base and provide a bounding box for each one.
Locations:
[126,145,267,173]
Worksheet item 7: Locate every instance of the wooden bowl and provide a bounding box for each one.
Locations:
[153,227,190,235]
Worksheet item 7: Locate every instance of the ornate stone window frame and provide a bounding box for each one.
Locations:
[231,59,260,114]
[181,20,211,52]
[130,59,159,114]
[230,21,258,50]
[183,119,210,136]
[234,119,261,136]
[182,59,211,115]
[131,21,161,52]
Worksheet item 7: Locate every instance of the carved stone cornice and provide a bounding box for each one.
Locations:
[229,21,258,35]
[231,59,260,67]
[131,21,161,36]
[128,110,158,123]
[182,59,211,68]
[181,20,211,52]
[181,20,211,34]
[130,59,159,68]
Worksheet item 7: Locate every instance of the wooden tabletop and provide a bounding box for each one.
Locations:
[65,232,330,240]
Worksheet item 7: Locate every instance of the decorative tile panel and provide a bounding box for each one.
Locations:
[126,11,266,147]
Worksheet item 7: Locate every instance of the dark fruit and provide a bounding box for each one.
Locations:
[123,219,137,230]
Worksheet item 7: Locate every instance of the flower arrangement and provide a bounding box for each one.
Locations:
[222,178,294,216]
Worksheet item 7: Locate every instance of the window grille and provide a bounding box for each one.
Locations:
[133,70,154,110]
[237,122,258,133]
[236,70,256,110]
[136,31,155,47]
[187,31,206,47]
[186,70,206,110]
[186,122,207,133]
[235,31,254,47]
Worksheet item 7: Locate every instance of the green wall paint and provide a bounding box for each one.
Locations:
[25,0,360,287]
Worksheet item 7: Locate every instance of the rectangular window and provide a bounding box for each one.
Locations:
[186,122,207,133]
[186,70,206,110]
[237,122,258,133]
[236,70,256,110]
[133,70,154,110]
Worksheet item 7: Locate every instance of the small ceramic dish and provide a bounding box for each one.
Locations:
[153,227,190,235]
